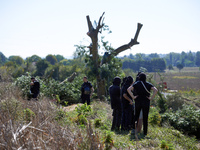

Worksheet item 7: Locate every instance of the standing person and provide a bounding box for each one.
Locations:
[81,76,94,105]
[121,76,134,131]
[109,77,122,131]
[127,73,158,136]
[30,77,40,100]
[133,72,143,133]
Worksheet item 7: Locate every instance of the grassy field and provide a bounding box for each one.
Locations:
[152,67,200,90]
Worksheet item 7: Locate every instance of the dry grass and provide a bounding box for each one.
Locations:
[0,83,105,150]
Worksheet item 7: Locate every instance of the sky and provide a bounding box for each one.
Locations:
[0,0,200,59]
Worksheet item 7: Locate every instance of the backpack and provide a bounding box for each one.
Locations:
[83,83,91,95]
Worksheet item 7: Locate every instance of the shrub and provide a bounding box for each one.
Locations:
[94,118,102,128]
[55,108,66,121]
[77,114,88,125]
[156,91,167,113]
[14,74,81,104]
[166,93,184,111]
[103,131,114,150]
[161,104,200,138]
[160,140,174,150]
[149,107,161,126]
[23,108,35,122]
[75,103,92,117]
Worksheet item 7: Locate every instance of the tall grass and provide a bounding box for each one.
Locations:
[0,82,199,149]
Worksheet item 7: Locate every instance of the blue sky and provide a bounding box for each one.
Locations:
[0,0,200,59]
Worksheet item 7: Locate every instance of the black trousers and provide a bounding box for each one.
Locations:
[81,94,90,105]
[111,108,122,130]
[121,105,134,131]
[134,99,150,135]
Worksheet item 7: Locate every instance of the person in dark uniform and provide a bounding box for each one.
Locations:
[109,77,122,131]
[81,76,94,105]
[30,77,40,100]
[121,76,134,131]
[127,73,158,135]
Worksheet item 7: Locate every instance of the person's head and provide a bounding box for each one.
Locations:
[83,76,88,82]
[31,77,35,82]
[112,77,121,86]
[139,73,146,82]
[125,76,134,85]
[136,72,142,81]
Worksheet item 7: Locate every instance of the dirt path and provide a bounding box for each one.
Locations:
[62,103,82,112]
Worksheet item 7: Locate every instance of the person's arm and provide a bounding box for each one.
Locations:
[127,86,137,100]
[149,86,158,100]
[123,93,133,105]
[90,87,94,97]
[30,82,34,85]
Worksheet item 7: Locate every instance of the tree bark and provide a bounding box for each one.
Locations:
[86,13,143,100]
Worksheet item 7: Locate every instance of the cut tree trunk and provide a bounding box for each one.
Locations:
[86,12,142,100]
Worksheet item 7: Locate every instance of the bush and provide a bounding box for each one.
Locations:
[161,104,200,138]
[94,118,102,128]
[75,103,92,117]
[23,108,35,122]
[14,74,82,104]
[166,93,184,111]
[149,107,161,126]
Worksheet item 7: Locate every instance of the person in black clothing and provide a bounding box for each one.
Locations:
[81,76,94,105]
[121,76,134,131]
[109,77,122,131]
[30,77,40,100]
[128,73,158,135]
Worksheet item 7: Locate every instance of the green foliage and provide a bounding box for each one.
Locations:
[54,54,64,62]
[160,140,174,150]
[0,51,7,65]
[15,74,81,104]
[149,107,161,126]
[161,104,200,138]
[176,63,184,71]
[122,58,166,72]
[26,55,41,62]
[23,108,35,122]
[77,114,88,125]
[156,91,167,113]
[103,131,114,150]
[55,108,67,121]
[35,59,49,76]
[168,64,173,70]
[46,54,58,65]
[195,51,200,66]
[75,103,92,117]
[8,55,24,65]
[166,93,184,111]
[94,118,102,128]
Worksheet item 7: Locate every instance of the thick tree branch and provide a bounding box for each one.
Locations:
[101,23,143,65]
[86,15,93,33]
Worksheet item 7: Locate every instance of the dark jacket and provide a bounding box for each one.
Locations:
[30,80,40,94]
[109,77,121,109]
[81,81,92,96]
[121,76,133,109]
[133,81,154,100]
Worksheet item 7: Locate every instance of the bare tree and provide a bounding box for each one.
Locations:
[86,12,143,100]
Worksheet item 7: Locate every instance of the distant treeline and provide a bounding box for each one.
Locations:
[121,51,200,72]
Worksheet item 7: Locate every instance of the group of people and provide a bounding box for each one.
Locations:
[109,72,158,136]
[30,73,157,136]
